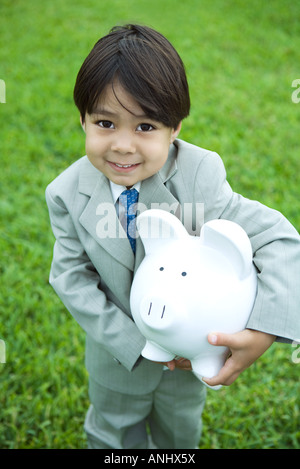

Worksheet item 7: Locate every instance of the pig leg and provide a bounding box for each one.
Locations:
[141,340,176,362]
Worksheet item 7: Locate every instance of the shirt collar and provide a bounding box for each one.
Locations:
[109,180,141,204]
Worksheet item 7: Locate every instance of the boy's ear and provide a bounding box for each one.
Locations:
[170,122,182,143]
[80,115,86,132]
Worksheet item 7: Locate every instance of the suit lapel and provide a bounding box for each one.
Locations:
[138,141,179,211]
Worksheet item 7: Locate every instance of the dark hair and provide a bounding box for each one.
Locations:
[73,24,190,128]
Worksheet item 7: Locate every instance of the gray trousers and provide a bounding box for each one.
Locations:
[84,368,207,449]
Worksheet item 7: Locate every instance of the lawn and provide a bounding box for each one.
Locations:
[0,0,299,449]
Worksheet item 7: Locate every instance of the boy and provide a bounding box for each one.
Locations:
[46,24,300,449]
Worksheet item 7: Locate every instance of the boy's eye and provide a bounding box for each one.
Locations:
[137,123,154,132]
[98,120,114,129]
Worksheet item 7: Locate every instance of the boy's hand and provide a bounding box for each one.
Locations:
[155,357,192,371]
[202,329,276,387]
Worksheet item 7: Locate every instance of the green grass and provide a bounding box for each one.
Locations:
[0,0,299,449]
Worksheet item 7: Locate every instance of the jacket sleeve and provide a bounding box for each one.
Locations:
[195,152,300,343]
[45,185,146,371]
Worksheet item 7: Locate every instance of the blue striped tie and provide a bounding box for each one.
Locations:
[119,188,139,253]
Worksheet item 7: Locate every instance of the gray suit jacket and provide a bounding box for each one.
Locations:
[46,139,300,394]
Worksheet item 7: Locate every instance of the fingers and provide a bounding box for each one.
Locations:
[207,331,241,348]
[166,360,176,371]
[202,356,240,387]
[204,331,245,386]
[204,329,276,386]
[174,357,193,371]
[153,359,176,370]
[157,358,192,371]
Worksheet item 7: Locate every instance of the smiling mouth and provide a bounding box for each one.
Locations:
[115,163,136,168]
[108,161,140,172]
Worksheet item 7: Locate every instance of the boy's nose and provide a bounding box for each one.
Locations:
[111,132,136,154]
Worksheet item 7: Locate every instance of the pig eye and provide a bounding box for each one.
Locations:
[181,272,187,276]
[159,267,164,271]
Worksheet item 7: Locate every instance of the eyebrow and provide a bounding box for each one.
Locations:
[90,108,117,117]
[90,107,152,120]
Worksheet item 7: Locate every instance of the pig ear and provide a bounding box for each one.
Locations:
[200,219,253,279]
[136,209,188,254]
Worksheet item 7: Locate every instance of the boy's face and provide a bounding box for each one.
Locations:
[81,82,181,188]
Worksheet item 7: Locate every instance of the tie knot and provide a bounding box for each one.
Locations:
[119,188,139,207]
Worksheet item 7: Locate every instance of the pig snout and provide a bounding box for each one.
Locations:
[140,294,184,330]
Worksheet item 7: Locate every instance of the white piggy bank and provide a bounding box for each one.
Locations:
[130,209,257,389]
